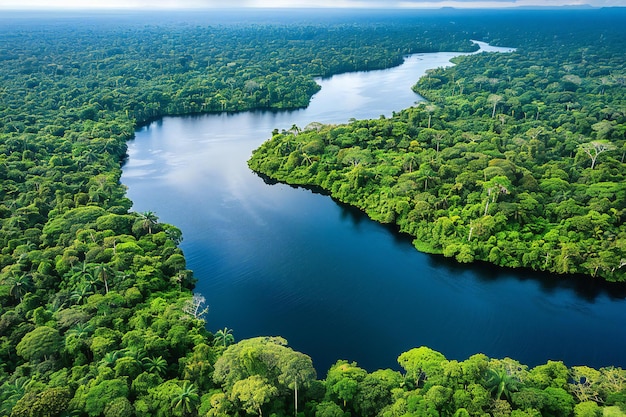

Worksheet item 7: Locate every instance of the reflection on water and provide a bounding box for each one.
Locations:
[122,44,626,373]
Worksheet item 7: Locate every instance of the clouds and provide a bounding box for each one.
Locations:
[2,0,625,9]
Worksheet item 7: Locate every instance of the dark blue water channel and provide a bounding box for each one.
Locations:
[121,43,626,374]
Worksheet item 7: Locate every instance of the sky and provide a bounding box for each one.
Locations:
[1,0,625,9]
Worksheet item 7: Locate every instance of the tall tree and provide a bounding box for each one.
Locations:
[138,211,159,234]
[230,375,278,417]
[579,141,615,169]
[278,351,317,416]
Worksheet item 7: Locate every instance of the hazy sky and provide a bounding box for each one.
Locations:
[2,0,625,9]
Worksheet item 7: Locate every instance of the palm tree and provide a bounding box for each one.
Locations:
[433,131,446,153]
[0,378,32,415]
[100,137,126,156]
[143,356,168,376]
[138,211,159,234]
[417,165,437,190]
[66,322,93,340]
[70,285,93,305]
[488,94,503,118]
[4,272,33,302]
[75,148,98,168]
[171,382,199,417]
[70,260,91,281]
[91,263,112,294]
[486,368,519,401]
[402,153,418,173]
[424,103,437,128]
[126,346,147,362]
[213,327,235,348]
[288,124,301,136]
[99,350,126,367]
[277,135,297,156]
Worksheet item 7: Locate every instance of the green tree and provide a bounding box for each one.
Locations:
[213,327,235,348]
[230,375,278,417]
[574,401,602,417]
[398,346,448,387]
[315,401,346,417]
[16,326,62,362]
[278,350,317,416]
[482,176,511,216]
[353,369,403,417]
[138,211,159,234]
[4,272,34,302]
[213,336,299,391]
[325,360,367,408]
[104,397,134,417]
[171,381,200,417]
[543,387,575,417]
[488,94,503,118]
[527,361,569,390]
[91,263,113,294]
[84,379,129,417]
[143,356,168,376]
[486,368,520,401]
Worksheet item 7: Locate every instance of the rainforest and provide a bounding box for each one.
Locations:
[1,7,626,417]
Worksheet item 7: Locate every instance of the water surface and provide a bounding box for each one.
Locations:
[122,43,626,373]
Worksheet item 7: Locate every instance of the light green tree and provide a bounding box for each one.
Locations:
[278,350,317,416]
[325,360,367,408]
[574,401,602,417]
[398,346,448,387]
[16,326,62,362]
[230,375,278,417]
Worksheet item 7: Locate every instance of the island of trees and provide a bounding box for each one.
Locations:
[0,8,625,417]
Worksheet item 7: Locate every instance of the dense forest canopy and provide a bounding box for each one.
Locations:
[0,8,625,417]
[249,9,626,282]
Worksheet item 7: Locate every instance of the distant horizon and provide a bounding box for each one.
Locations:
[2,0,625,11]
[3,5,624,9]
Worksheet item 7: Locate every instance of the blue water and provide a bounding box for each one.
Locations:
[121,43,626,373]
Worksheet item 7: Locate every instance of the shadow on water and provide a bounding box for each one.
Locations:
[327,186,626,304]
[256,173,626,304]
[427,254,626,303]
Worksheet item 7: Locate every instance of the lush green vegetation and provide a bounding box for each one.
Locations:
[249,11,626,282]
[0,8,625,417]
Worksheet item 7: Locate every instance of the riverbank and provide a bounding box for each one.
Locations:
[124,39,625,373]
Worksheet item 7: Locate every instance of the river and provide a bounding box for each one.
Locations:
[121,42,626,373]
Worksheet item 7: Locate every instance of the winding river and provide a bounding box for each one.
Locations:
[121,42,626,373]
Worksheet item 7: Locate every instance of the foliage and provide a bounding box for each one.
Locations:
[1,7,625,417]
[249,9,626,281]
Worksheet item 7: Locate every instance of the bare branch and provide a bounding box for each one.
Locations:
[580,141,615,169]
[183,294,209,322]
